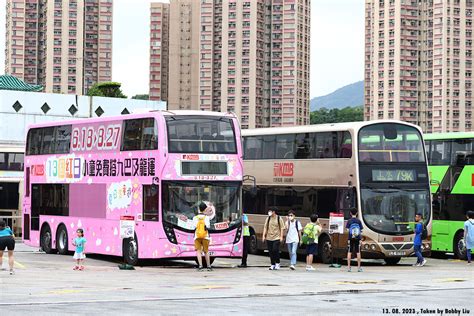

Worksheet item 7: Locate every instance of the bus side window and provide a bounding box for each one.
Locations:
[143,185,159,221]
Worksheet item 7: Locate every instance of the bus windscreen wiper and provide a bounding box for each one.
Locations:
[389,185,426,192]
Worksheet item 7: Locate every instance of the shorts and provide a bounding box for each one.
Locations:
[194,238,210,252]
[73,252,86,260]
[0,236,15,251]
[348,239,361,254]
[306,243,318,256]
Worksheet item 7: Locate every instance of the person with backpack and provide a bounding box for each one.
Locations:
[262,208,285,270]
[193,202,212,271]
[346,208,363,272]
[302,213,322,271]
[413,213,427,267]
[463,210,474,264]
[285,210,302,270]
[238,212,251,268]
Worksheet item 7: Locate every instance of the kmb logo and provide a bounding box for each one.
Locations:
[274,162,294,177]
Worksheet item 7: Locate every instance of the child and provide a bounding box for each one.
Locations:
[302,213,321,271]
[346,208,363,272]
[72,228,87,271]
[464,210,474,264]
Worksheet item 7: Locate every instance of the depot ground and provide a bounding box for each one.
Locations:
[0,243,472,315]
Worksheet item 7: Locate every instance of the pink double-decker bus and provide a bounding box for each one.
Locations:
[22,111,243,265]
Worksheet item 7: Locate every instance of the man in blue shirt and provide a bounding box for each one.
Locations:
[413,213,426,267]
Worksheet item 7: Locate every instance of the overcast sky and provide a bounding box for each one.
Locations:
[0,0,364,98]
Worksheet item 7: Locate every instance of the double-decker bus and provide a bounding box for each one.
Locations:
[242,121,431,265]
[23,111,243,265]
[425,132,474,259]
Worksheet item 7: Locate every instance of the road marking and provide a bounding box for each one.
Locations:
[323,280,381,285]
[14,260,26,269]
[192,285,232,290]
[434,278,467,283]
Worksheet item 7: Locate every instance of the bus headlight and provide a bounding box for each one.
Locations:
[163,222,177,244]
[370,244,377,251]
[233,225,242,244]
[364,244,370,250]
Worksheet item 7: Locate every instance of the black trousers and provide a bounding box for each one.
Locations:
[266,240,281,265]
[241,236,251,265]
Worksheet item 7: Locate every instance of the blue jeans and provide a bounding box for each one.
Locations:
[287,242,298,265]
[467,249,472,263]
[414,245,423,263]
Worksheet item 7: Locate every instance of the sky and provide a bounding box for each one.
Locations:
[0,0,364,99]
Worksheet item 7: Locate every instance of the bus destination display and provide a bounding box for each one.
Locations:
[181,161,228,175]
[372,169,416,182]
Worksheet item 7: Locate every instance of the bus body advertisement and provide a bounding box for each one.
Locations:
[242,121,431,265]
[425,132,474,259]
[23,111,243,264]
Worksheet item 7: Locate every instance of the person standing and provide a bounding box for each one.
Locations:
[413,213,427,267]
[72,228,87,271]
[302,213,322,271]
[262,208,285,270]
[193,202,212,271]
[285,210,302,270]
[0,220,15,275]
[464,210,474,264]
[238,213,251,268]
[346,208,363,272]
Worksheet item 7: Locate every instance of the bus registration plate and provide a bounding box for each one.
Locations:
[388,251,406,256]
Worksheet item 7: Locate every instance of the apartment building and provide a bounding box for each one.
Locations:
[365,0,473,132]
[149,2,169,101]
[4,0,113,95]
[150,0,310,129]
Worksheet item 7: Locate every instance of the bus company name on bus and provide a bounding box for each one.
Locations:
[273,162,294,183]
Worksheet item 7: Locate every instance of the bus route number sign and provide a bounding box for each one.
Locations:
[372,169,416,182]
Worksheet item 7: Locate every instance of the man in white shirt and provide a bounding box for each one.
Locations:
[193,202,212,271]
[285,210,302,270]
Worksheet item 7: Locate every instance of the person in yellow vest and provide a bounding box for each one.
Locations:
[238,213,251,268]
[193,202,211,271]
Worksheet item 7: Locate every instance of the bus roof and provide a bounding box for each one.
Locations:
[26,110,236,130]
[424,132,474,141]
[241,120,421,136]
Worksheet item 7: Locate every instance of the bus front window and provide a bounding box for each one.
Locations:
[162,181,241,231]
[361,188,430,234]
[358,123,425,163]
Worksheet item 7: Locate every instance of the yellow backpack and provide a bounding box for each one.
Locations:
[196,216,207,239]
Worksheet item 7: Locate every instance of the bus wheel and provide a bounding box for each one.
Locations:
[249,232,259,255]
[40,225,56,254]
[384,257,401,265]
[319,235,332,264]
[56,225,69,255]
[123,237,139,266]
[453,232,467,260]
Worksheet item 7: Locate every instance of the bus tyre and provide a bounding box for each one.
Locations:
[384,257,401,265]
[249,232,259,255]
[40,225,56,254]
[453,232,467,260]
[56,225,69,255]
[123,237,139,266]
[319,235,332,264]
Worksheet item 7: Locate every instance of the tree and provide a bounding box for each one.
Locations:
[87,82,127,98]
[131,94,149,100]
[310,106,363,124]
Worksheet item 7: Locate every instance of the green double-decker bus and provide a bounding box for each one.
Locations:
[424,132,474,259]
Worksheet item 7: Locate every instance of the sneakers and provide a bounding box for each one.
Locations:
[9,269,14,275]
[207,267,213,272]
[413,262,421,267]
[238,264,247,268]
[306,266,315,271]
[197,266,204,272]
[274,263,281,270]
[269,265,275,270]
[347,267,352,272]
[358,268,363,272]
[78,266,85,271]
[420,259,427,267]
[73,266,80,271]
[290,265,296,270]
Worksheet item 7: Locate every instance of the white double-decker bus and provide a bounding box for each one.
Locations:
[242,120,431,265]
